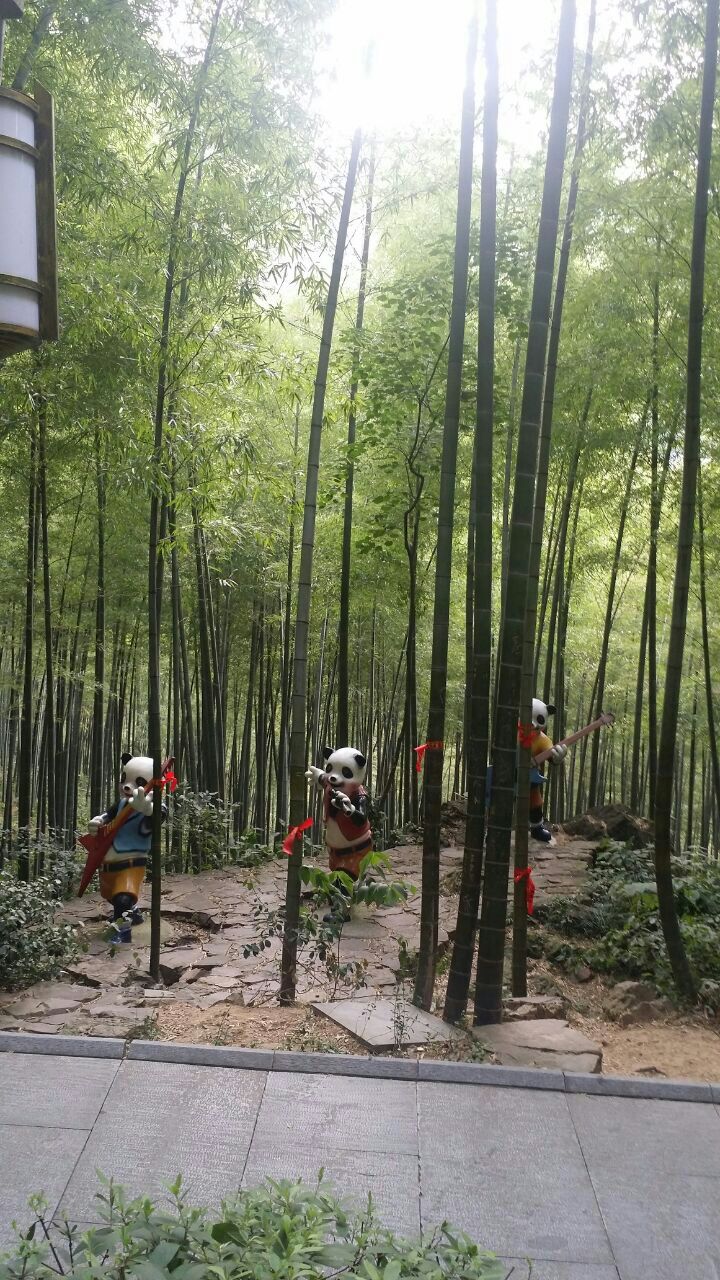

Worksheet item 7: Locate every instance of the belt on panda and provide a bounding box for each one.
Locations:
[327,835,372,859]
[101,856,148,873]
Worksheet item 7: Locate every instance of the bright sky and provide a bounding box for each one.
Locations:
[316,0,596,150]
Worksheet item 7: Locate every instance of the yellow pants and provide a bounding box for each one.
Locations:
[99,861,146,907]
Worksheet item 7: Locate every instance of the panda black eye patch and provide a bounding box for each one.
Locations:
[342,767,353,779]
[135,777,147,787]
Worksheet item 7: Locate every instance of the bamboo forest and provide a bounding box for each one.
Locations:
[3,0,720,1081]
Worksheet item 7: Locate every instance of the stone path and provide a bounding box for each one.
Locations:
[0,845,463,1038]
[531,833,596,904]
[1,1038,719,1279]
[0,833,595,1045]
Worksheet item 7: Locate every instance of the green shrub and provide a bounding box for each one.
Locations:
[534,840,720,1001]
[0,837,83,901]
[0,871,81,991]
[0,1176,505,1279]
[245,851,414,992]
[171,789,282,872]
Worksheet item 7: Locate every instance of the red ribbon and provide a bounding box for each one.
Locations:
[413,740,444,773]
[517,721,535,750]
[162,769,178,793]
[282,817,313,855]
[514,866,536,915]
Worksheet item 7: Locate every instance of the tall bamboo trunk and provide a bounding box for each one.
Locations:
[513,0,594,995]
[475,0,576,1026]
[37,393,57,837]
[698,471,720,828]
[654,0,718,1001]
[275,408,299,835]
[631,421,677,812]
[404,448,423,825]
[192,502,219,793]
[686,676,698,850]
[587,415,645,806]
[90,424,105,818]
[647,269,661,811]
[337,152,375,744]
[444,0,498,1024]
[147,0,225,980]
[17,427,37,877]
[414,9,478,1011]
[280,125,363,1004]
[543,398,588,703]
[254,597,267,839]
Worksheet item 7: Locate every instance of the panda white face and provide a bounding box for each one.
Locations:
[120,753,153,798]
[322,746,367,787]
[532,698,556,730]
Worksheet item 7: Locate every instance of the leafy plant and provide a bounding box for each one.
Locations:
[0,1176,505,1279]
[0,839,83,902]
[232,832,283,871]
[245,853,413,995]
[172,789,230,870]
[0,871,81,991]
[534,840,720,1003]
[171,791,280,873]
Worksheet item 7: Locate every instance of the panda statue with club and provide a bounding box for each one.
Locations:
[306,746,372,921]
[85,753,167,941]
[527,698,567,843]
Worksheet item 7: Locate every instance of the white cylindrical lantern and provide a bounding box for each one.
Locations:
[0,84,57,359]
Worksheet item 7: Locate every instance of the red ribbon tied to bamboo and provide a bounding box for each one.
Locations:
[282,817,313,855]
[517,721,535,750]
[163,769,178,793]
[413,740,444,773]
[514,866,536,915]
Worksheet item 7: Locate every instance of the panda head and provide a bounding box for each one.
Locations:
[532,698,556,730]
[322,745,367,788]
[119,752,153,798]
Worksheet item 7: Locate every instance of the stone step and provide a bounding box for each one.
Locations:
[473,1017,602,1074]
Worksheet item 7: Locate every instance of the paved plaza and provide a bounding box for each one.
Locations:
[1,1036,719,1279]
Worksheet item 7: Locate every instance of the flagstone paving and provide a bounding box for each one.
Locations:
[0,834,594,1042]
[1,1041,719,1279]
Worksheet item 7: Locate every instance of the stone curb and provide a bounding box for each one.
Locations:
[127,1041,274,1071]
[418,1061,565,1090]
[273,1051,418,1080]
[0,1032,125,1059]
[563,1070,714,1103]
[0,1033,718,1102]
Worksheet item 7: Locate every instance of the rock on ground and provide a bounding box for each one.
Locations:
[503,994,568,1021]
[313,996,463,1051]
[563,803,653,848]
[473,1017,602,1073]
[603,980,673,1026]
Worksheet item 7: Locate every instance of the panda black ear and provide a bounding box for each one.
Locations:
[354,752,366,768]
[121,752,132,765]
[546,704,556,716]
[322,745,334,761]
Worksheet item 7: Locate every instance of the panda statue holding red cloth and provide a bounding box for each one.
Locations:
[306,745,372,919]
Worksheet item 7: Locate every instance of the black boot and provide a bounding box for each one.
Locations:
[323,881,352,925]
[111,892,136,943]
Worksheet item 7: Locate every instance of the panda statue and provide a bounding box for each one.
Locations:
[527,698,567,843]
[87,752,166,940]
[306,746,372,920]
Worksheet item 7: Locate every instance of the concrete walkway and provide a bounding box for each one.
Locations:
[1,1037,720,1280]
